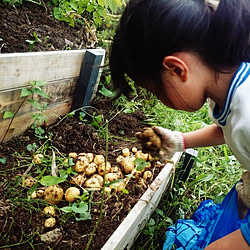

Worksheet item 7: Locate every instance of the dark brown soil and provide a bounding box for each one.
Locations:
[0,3,164,249]
[0,1,95,53]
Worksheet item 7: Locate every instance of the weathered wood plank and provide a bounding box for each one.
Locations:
[0,49,104,90]
[101,152,183,250]
[0,78,77,119]
[0,101,72,143]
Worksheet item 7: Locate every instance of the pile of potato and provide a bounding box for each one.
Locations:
[67,146,154,192]
[24,147,156,227]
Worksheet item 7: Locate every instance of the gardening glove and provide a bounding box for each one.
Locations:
[136,126,185,159]
[153,126,185,158]
[236,171,250,208]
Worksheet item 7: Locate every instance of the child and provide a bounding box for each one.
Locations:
[109,0,250,249]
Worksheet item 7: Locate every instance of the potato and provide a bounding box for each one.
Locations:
[104,173,120,182]
[43,206,56,217]
[36,189,45,198]
[92,174,104,186]
[122,148,130,157]
[44,217,56,228]
[33,153,44,164]
[94,155,105,165]
[131,147,138,153]
[104,187,112,193]
[116,155,124,164]
[136,127,161,152]
[111,181,126,192]
[85,162,97,176]
[97,161,111,176]
[23,177,36,187]
[135,150,149,161]
[78,153,94,163]
[74,158,89,173]
[30,191,37,199]
[44,185,64,205]
[85,178,101,189]
[121,157,134,174]
[65,187,80,202]
[70,174,86,186]
[111,166,123,178]
[143,170,153,181]
[68,152,78,159]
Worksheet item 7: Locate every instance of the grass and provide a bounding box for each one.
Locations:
[128,89,244,249]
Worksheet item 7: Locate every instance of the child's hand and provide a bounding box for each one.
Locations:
[236,171,250,208]
[136,126,185,159]
[153,126,185,158]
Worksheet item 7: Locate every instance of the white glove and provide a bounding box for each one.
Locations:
[153,126,185,158]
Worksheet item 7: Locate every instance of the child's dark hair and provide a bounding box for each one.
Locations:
[110,0,250,95]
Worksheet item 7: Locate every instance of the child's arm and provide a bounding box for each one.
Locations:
[204,229,249,250]
[183,124,225,149]
[152,124,225,157]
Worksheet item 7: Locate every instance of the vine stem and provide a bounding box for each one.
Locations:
[0,96,28,144]
[85,120,109,250]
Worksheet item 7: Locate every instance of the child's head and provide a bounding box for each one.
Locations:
[110,0,250,97]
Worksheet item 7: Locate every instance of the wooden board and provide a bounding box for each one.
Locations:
[0,49,105,143]
[102,152,183,250]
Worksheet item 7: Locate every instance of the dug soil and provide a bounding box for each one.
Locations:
[0,2,167,249]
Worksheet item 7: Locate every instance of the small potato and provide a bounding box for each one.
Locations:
[94,155,105,165]
[85,153,94,163]
[36,189,45,198]
[85,176,102,189]
[44,185,64,205]
[30,191,37,199]
[74,159,89,173]
[44,217,56,228]
[121,157,135,174]
[131,147,138,153]
[116,155,124,164]
[43,206,56,217]
[122,148,130,157]
[104,173,120,182]
[33,153,44,164]
[70,174,86,186]
[97,162,111,176]
[111,166,123,178]
[111,181,126,192]
[143,170,153,181]
[135,151,149,161]
[85,163,97,176]
[23,177,36,187]
[65,187,80,202]
[68,152,78,159]
[92,174,104,186]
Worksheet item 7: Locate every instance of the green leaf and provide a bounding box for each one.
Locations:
[134,158,148,171]
[72,202,88,214]
[122,188,129,194]
[98,86,116,98]
[27,99,42,109]
[76,211,91,221]
[3,111,14,119]
[21,88,32,97]
[39,176,66,186]
[60,206,73,213]
[32,88,50,99]
[0,157,7,164]
[189,174,214,186]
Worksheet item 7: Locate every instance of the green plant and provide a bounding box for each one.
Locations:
[25,32,42,50]
[1,80,50,144]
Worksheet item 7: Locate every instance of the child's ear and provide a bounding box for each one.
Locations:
[162,56,188,81]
